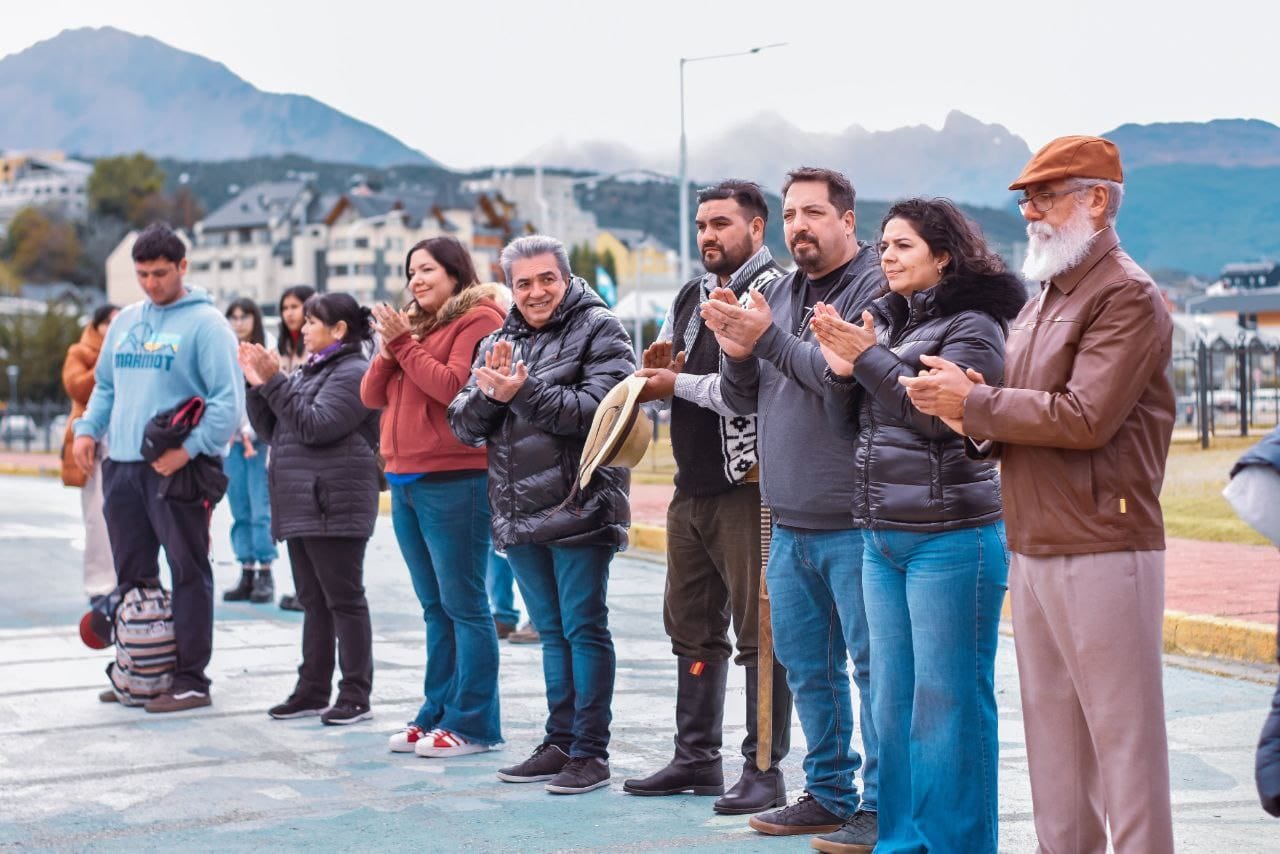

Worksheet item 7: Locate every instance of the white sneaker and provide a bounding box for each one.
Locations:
[415,728,497,758]
[388,724,427,753]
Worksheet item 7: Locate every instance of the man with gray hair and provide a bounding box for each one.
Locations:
[449,234,636,796]
[900,136,1176,852]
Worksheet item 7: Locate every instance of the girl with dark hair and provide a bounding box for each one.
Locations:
[61,302,119,604]
[277,285,316,372]
[223,298,277,603]
[361,235,508,757]
[810,198,1026,853]
[273,286,317,612]
[240,291,381,725]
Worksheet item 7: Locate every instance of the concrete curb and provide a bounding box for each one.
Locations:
[627,523,1278,668]
[0,463,60,479]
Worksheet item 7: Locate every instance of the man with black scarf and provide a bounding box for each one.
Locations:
[623,180,792,815]
[704,167,883,850]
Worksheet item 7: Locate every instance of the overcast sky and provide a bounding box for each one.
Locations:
[4,0,1277,170]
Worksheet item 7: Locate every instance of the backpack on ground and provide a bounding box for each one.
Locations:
[105,583,176,706]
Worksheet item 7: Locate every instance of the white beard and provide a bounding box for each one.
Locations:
[1021,205,1098,282]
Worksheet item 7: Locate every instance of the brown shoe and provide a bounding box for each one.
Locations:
[98,688,119,703]
[507,622,540,644]
[494,618,516,639]
[145,689,212,714]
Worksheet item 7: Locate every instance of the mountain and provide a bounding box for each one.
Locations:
[1095,119,1280,276]
[689,110,1033,208]
[0,27,434,167]
[1104,119,1280,169]
[1119,163,1280,277]
[527,111,1033,208]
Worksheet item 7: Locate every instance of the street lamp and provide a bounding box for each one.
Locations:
[678,42,786,283]
[6,364,18,417]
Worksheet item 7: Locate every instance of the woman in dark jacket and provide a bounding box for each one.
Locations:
[811,198,1025,854]
[241,292,381,727]
[448,235,635,796]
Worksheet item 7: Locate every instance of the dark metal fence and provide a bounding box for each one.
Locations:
[0,400,71,454]
[1174,334,1280,448]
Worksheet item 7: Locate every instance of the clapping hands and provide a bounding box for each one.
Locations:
[473,339,528,403]
[371,303,411,360]
[810,304,878,377]
[238,342,281,387]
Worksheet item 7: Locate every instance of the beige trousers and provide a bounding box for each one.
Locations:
[81,452,117,597]
[1010,550,1175,854]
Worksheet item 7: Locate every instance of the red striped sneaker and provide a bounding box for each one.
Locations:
[388,724,427,753]
[414,728,496,758]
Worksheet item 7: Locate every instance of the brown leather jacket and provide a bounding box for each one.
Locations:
[962,228,1175,555]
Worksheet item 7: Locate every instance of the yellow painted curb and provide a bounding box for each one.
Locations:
[0,464,58,478]
[1163,610,1275,666]
[629,523,667,555]
[628,522,1277,667]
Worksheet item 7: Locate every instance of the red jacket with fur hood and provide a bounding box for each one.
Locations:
[361,284,506,474]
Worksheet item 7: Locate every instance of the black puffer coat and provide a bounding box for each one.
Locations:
[825,270,1027,530]
[246,343,381,541]
[448,278,635,550]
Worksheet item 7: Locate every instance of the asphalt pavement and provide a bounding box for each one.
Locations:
[0,474,1275,851]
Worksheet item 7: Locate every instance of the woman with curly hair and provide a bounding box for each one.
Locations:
[811,198,1026,854]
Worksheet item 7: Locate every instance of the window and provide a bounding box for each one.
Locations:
[242,258,257,270]
[328,264,350,276]
[219,259,234,271]
[192,261,211,272]
[354,237,370,249]
[332,238,349,250]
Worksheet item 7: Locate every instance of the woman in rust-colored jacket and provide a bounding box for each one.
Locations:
[361,236,506,759]
[61,303,118,603]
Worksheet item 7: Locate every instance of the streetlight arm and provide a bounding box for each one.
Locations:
[681,42,788,65]
[677,42,786,284]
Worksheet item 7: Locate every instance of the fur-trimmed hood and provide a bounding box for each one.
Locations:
[873,269,1028,330]
[411,282,507,339]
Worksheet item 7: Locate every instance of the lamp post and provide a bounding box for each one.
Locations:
[678,43,786,283]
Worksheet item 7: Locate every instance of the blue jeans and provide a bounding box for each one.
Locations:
[862,523,1008,854]
[225,440,276,564]
[767,525,877,818]
[390,474,502,745]
[505,542,615,760]
[486,548,520,626]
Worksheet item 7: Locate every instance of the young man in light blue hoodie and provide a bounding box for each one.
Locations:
[73,222,243,713]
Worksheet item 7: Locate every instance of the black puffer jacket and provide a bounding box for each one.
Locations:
[825,270,1027,530]
[448,278,635,550]
[246,343,381,540]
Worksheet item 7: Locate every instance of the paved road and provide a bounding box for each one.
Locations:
[0,474,1275,851]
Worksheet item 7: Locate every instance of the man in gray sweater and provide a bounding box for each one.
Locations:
[702,167,884,851]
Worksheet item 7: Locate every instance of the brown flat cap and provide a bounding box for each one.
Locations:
[1009,135,1123,190]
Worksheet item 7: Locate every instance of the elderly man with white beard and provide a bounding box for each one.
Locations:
[898,136,1176,853]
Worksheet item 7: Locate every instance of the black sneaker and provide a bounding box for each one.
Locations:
[748,792,844,836]
[268,695,330,720]
[496,743,570,783]
[321,700,372,725]
[545,757,610,794]
[810,809,877,853]
[279,594,304,612]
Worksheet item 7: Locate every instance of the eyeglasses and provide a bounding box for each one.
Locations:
[1016,186,1088,213]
